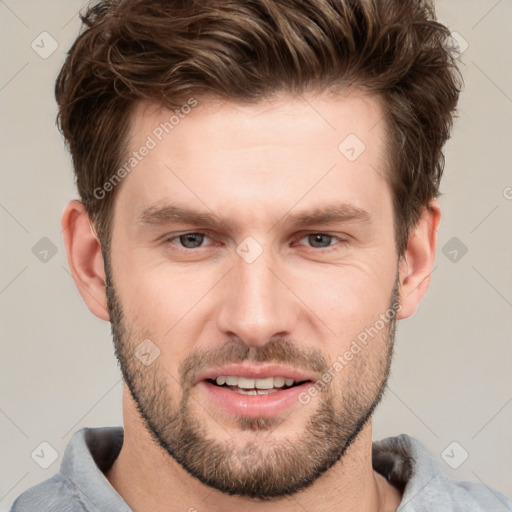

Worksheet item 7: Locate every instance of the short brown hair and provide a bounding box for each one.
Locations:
[55,0,462,257]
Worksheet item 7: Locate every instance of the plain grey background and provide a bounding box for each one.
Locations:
[1,1,511,510]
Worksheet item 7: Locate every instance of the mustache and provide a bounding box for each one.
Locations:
[179,337,329,387]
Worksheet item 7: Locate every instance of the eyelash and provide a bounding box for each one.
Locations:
[163,231,348,253]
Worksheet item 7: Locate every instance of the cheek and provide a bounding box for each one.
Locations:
[112,242,207,319]
[291,263,396,339]
[112,260,218,369]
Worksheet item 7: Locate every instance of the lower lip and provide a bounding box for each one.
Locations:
[199,381,312,418]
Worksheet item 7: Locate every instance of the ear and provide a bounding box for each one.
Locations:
[61,200,110,321]
[397,200,441,320]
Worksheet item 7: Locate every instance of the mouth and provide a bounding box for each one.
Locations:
[206,375,309,395]
[196,364,316,418]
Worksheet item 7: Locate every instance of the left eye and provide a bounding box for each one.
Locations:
[296,233,338,249]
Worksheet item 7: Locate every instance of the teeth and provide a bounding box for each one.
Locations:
[238,377,255,389]
[273,377,285,388]
[214,376,296,389]
[254,377,273,389]
[234,388,279,395]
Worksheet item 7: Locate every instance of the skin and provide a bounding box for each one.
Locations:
[62,90,440,512]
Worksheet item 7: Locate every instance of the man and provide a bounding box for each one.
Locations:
[9,0,512,511]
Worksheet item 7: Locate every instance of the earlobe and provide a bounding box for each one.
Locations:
[61,200,110,321]
[397,201,441,320]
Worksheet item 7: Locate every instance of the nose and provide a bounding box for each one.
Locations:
[215,244,299,347]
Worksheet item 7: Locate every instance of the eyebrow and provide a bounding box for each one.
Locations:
[136,202,371,231]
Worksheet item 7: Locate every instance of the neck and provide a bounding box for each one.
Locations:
[105,386,402,512]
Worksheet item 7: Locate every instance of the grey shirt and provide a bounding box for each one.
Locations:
[8,426,512,511]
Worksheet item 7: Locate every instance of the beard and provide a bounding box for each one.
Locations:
[105,257,400,500]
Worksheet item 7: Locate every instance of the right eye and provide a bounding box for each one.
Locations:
[165,232,212,249]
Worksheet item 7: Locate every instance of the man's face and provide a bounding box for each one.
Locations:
[105,91,401,499]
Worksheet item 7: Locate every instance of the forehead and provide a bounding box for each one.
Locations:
[115,90,391,230]
[127,90,386,154]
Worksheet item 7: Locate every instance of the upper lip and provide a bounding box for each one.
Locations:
[195,363,317,384]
